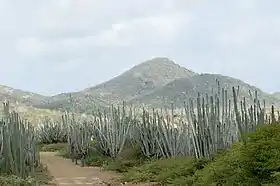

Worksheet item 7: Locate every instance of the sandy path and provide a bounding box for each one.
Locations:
[40,152,121,186]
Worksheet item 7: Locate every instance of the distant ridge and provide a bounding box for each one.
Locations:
[0,57,279,114]
[130,73,280,108]
[33,57,196,112]
[0,85,46,106]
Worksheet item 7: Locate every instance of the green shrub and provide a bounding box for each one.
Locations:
[194,143,255,185]
[242,123,280,184]
[0,175,36,186]
[40,143,67,152]
[0,163,52,186]
[84,147,110,167]
[56,145,111,167]
[81,144,148,171]
[57,147,70,159]
[122,156,209,185]
[194,123,280,186]
[105,145,149,173]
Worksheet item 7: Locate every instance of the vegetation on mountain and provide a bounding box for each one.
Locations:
[3,57,275,114]
[0,102,51,185]
[36,82,280,185]
[33,91,110,113]
[132,73,280,109]
[0,85,46,106]
[32,57,196,113]
[1,61,280,185]
[86,57,195,102]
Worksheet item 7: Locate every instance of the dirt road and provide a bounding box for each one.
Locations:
[40,152,120,186]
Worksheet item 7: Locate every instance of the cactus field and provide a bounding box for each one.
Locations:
[1,82,279,185]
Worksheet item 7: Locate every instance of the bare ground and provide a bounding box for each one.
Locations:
[40,152,154,186]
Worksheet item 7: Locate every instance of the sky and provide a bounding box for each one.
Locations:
[0,0,279,95]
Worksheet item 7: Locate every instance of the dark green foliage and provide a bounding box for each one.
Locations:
[194,143,255,185]
[0,164,52,186]
[105,145,149,173]
[57,143,111,167]
[242,123,280,184]
[132,74,280,109]
[122,156,209,185]
[39,143,67,152]
[76,144,149,171]
[90,123,280,185]
[83,147,110,167]
[194,123,280,186]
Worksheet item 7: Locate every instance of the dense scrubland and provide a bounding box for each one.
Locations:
[1,82,280,185]
[0,102,51,185]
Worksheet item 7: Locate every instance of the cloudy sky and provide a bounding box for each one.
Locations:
[0,0,279,95]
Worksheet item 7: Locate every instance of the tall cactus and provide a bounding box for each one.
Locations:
[38,81,279,164]
[93,104,134,158]
[0,102,39,181]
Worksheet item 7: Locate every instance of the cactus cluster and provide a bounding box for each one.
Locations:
[38,83,279,164]
[0,101,40,182]
[37,118,68,144]
[1,81,278,183]
[62,113,93,166]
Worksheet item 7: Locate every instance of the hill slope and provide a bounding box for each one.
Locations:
[130,73,280,108]
[0,85,66,124]
[33,91,110,113]
[0,85,46,106]
[272,92,280,100]
[34,57,196,112]
[86,57,195,102]
[0,86,94,125]
[3,57,279,114]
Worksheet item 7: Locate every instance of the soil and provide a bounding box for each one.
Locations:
[40,152,154,186]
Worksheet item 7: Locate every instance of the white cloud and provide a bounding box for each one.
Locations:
[94,12,191,46]
[16,10,191,57]
[0,0,280,95]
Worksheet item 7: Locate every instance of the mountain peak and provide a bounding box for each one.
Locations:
[130,57,194,75]
[80,57,196,104]
[122,57,195,86]
[2,57,279,115]
[146,57,173,63]
[138,57,177,67]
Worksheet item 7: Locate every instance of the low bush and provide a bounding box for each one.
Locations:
[194,123,280,185]
[105,145,149,173]
[57,147,70,159]
[0,164,53,186]
[55,123,280,185]
[83,147,110,167]
[39,143,68,152]
[121,156,209,185]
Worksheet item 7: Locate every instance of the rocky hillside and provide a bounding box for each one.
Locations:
[33,91,110,113]
[0,85,46,106]
[130,73,280,108]
[0,85,63,124]
[0,86,93,125]
[86,57,195,102]
[33,57,196,113]
[33,58,280,112]
[1,57,279,115]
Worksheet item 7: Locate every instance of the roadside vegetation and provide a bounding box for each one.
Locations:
[37,82,280,185]
[0,102,52,185]
[2,81,279,185]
